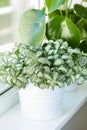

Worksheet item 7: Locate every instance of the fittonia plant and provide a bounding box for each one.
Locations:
[0,39,87,89]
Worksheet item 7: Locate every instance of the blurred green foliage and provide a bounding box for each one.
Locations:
[0,0,10,7]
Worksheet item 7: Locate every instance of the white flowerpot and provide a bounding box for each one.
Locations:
[19,83,64,120]
[64,82,77,92]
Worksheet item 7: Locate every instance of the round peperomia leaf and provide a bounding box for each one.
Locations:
[74,4,87,21]
[19,9,46,46]
[46,16,80,48]
[45,0,65,13]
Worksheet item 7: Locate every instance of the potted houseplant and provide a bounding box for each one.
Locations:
[18,0,87,91]
[0,39,87,120]
[0,0,87,120]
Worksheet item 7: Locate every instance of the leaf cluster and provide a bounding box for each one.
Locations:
[0,39,87,89]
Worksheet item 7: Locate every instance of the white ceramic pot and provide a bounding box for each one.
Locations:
[19,83,64,120]
[64,82,77,92]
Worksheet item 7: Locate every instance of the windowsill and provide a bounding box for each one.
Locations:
[0,42,14,51]
[0,83,87,130]
[0,6,14,15]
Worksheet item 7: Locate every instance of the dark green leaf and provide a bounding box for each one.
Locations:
[46,16,80,48]
[79,40,87,53]
[74,4,87,21]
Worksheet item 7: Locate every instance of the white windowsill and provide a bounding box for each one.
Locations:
[0,83,87,130]
[0,6,14,15]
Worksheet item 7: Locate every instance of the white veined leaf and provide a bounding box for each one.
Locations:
[53,72,58,80]
[70,75,76,83]
[61,54,71,60]
[36,78,42,83]
[37,72,43,77]
[6,76,12,85]
[38,58,51,66]
[76,74,80,80]
[58,66,67,73]
[27,65,35,75]
[16,80,22,88]
[44,66,50,73]
[54,59,64,65]
[36,51,43,57]
[66,59,74,67]
[53,54,58,59]
[2,56,8,64]
[48,56,54,60]
[57,82,64,88]
[16,64,23,70]
[39,83,47,89]
[18,76,27,83]
[44,73,52,80]
[45,45,51,52]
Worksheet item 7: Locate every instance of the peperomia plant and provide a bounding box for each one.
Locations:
[19,0,87,50]
[0,39,87,89]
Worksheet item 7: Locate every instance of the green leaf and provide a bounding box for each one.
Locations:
[39,83,47,89]
[19,9,46,46]
[83,0,87,2]
[54,59,64,65]
[38,57,51,66]
[79,40,87,53]
[45,0,65,13]
[58,66,67,73]
[46,15,65,40]
[74,4,87,21]
[46,16,80,48]
[56,82,64,88]
[44,73,52,80]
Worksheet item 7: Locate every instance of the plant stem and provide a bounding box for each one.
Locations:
[59,8,63,16]
[76,18,84,26]
[65,0,68,17]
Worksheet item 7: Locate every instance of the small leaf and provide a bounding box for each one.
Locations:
[6,76,12,85]
[53,72,58,80]
[44,66,50,73]
[36,78,42,83]
[45,45,51,52]
[38,57,51,66]
[27,65,35,75]
[54,59,64,65]
[37,72,43,77]
[58,66,67,73]
[70,75,76,83]
[44,73,52,80]
[39,83,47,89]
[66,59,74,67]
[2,57,8,64]
[57,82,64,88]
